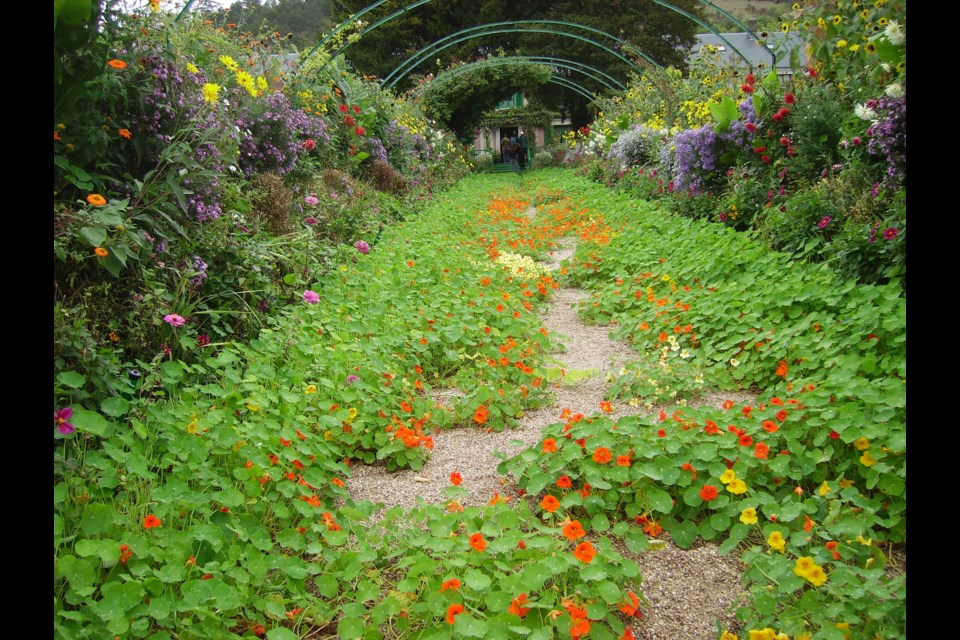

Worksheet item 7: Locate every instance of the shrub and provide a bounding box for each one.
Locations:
[367,159,409,195]
[250,173,294,236]
[607,124,663,168]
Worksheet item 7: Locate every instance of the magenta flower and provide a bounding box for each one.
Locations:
[817,216,832,229]
[304,196,319,206]
[303,290,320,304]
[304,217,318,225]
[55,407,75,435]
[344,375,360,386]
[164,314,186,327]
[197,334,210,347]
[355,240,370,254]
[883,227,899,240]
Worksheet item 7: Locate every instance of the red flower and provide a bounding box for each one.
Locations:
[302,138,316,151]
[775,360,789,378]
[704,420,720,435]
[740,84,754,93]
[469,533,487,552]
[616,455,631,467]
[573,541,596,563]
[825,540,841,560]
[339,104,348,113]
[541,495,560,512]
[775,409,788,422]
[780,136,791,147]
[342,114,355,126]
[620,590,642,617]
[446,603,465,624]
[754,442,770,459]
[450,471,463,486]
[828,430,840,439]
[700,485,719,501]
[473,405,489,425]
[741,406,752,418]
[352,104,361,114]
[762,420,779,433]
[557,475,572,489]
[745,122,758,133]
[784,92,796,104]
[562,520,586,540]
[744,73,756,85]
[753,146,766,154]
[762,155,771,164]
[542,438,558,453]
[508,593,530,617]
[143,514,162,529]
[119,544,133,564]
[738,433,753,447]
[592,447,612,464]
[657,429,666,438]
[355,126,366,137]
[440,578,461,592]
[681,462,697,480]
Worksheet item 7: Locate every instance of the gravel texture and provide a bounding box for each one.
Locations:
[345,211,751,638]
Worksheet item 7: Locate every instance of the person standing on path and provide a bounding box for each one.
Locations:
[509,136,520,171]
[518,129,529,171]
[501,133,510,164]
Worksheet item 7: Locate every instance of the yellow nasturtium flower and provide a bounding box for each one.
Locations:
[740,507,758,525]
[859,451,877,467]
[853,437,871,450]
[767,531,786,553]
[720,469,737,485]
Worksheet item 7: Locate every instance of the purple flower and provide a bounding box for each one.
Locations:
[719,212,728,222]
[304,196,319,206]
[355,240,370,254]
[55,407,75,435]
[344,375,360,386]
[164,313,186,327]
[883,227,899,240]
[304,217,318,225]
[303,290,320,304]
[817,216,832,229]
[197,334,210,347]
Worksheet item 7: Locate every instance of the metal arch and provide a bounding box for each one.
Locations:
[649,1,765,69]
[382,24,650,91]
[695,0,775,66]
[415,56,626,96]
[547,77,597,102]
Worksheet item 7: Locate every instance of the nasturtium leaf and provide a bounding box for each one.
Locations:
[465,569,492,591]
[266,629,299,640]
[644,487,673,514]
[71,409,111,436]
[597,580,621,604]
[337,617,365,639]
[100,396,130,417]
[455,614,489,638]
[668,520,698,549]
[315,575,339,598]
[580,564,606,581]
[57,371,86,388]
[80,503,114,535]
[591,513,610,532]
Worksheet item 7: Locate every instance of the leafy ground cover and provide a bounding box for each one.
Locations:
[55,169,905,640]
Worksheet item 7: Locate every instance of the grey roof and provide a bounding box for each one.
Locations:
[688,32,807,72]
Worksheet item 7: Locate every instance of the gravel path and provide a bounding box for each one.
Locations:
[345,211,750,639]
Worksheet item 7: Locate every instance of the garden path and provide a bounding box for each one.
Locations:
[346,208,751,639]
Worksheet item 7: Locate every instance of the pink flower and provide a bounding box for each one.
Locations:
[55,407,75,435]
[304,217,318,225]
[302,139,316,151]
[355,240,370,254]
[783,92,795,104]
[883,227,899,240]
[303,290,320,304]
[197,334,210,347]
[817,216,832,229]
[304,196,319,206]
[164,314,186,327]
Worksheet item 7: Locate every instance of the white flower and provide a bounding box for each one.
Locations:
[854,103,878,121]
[885,82,904,98]
[730,358,740,367]
[885,20,905,45]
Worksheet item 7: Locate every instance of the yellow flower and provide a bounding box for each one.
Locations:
[792,3,800,10]
[767,531,786,553]
[727,479,748,495]
[748,630,779,640]
[855,535,872,546]
[793,556,815,578]
[347,407,358,422]
[257,76,269,90]
[836,39,848,48]
[817,17,827,30]
[246,404,260,412]
[804,564,828,586]
[186,62,199,74]
[853,437,870,450]
[780,23,789,33]
[859,451,877,467]
[740,507,758,525]
[818,481,832,497]
[832,15,842,25]
[839,478,855,489]
[836,622,850,630]
[849,43,860,51]
[219,55,239,71]
[305,384,317,394]
[202,83,221,104]
[720,469,737,485]
[721,633,740,640]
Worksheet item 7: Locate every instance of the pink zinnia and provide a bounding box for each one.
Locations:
[55,407,75,435]
[163,314,186,327]
[883,227,899,240]
[303,290,320,304]
[817,216,832,229]
[355,240,370,254]
[304,196,319,206]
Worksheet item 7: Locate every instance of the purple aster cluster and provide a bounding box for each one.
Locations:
[236,91,330,177]
[189,255,208,289]
[866,95,906,187]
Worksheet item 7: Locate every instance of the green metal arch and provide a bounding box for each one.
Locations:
[416,57,625,96]
[382,23,651,91]
[547,77,597,102]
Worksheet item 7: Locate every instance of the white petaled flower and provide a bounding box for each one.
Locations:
[885,82,904,98]
[730,358,740,367]
[854,103,878,121]
[885,20,905,45]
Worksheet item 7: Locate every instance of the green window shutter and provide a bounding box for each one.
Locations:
[514,92,523,107]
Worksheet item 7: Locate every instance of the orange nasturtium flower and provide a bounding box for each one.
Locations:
[700,485,719,501]
[599,400,613,413]
[573,541,596,563]
[118,128,132,139]
[542,437,558,453]
[143,514,162,529]
[775,360,789,378]
[562,520,586,540]
[445,603,464,624]
[473,405,489,425]
[107,59,127,69]
[94,247,109,257]
[616,455,631,467]
[620,590,642,617]
[541,495,560,513]
[557,475,572,488]
[440,578,461,592]
[86,193,107,207]
[449,471,462,486]
[507,593,530,618]
[592,447,612,464]
[469,532,487,552]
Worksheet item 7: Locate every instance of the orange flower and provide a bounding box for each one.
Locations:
[573,541,596,563]
[592,447,612,464]
[473,405,489,425]
[331,478,345,487]
[107,59,127,69]
[620,590,642,617]
[825,540,841,560]
[699,485,719,501]
[557,475,572,489]
[445,603,464,624]
[722,400,734,410]
[776,409,788,422]
[599,400,613,413]
[681,462,697,480]
[450,471,463,486]
[118,128,132,139]
[143,514,162,529]
[754,442,770,459]
[562,520,586,540]
[440,578,461,592]
[469,532,487,552]
[738,433,753,447]
[541,495,560,512]
[86,193,107,207]
[94,247,109,257]
[507,593,530,618]
[616,455,631,467]
[704,420,720,435]
[762,420,779,433]
[542,437,558,453]
[775,360,789,378]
